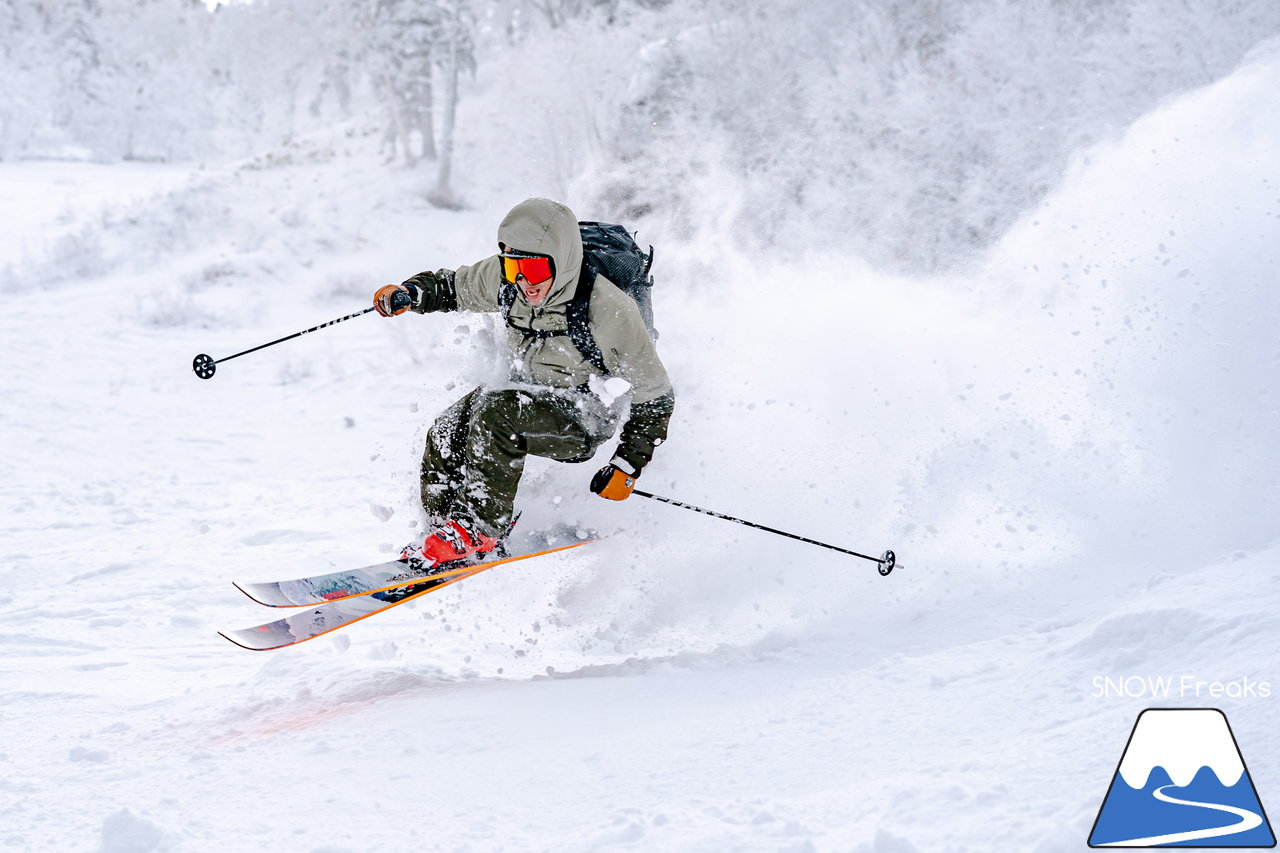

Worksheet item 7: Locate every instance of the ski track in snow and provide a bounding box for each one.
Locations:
[3,42,1280,852]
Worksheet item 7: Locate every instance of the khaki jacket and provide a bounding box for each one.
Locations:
[406,198,675,474]
[451,198,673,405]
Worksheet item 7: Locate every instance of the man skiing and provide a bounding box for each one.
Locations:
[373,198,675,572]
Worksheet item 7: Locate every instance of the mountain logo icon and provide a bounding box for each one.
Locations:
[1089,708,1275,847]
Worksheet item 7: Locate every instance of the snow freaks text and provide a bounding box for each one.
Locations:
[1091,675,1272,700]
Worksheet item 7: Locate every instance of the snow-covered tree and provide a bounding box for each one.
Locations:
[427,0,476,207]
[369,0,473,170]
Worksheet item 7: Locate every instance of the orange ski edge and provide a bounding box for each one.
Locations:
[218,537,600,650]
[218,564,489,651]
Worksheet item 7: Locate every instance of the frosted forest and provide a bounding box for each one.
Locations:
[3,1,1280,850]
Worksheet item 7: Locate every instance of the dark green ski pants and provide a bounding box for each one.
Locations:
[421,387,615,537]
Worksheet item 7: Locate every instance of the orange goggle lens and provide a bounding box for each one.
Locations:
[501,255,554,286]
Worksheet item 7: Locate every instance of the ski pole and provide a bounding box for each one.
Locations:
[192,306,377,379]
[632,489,898,576]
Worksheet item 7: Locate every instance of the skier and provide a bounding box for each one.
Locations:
[373,198,675,571]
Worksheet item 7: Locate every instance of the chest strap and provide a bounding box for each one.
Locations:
[499,265,607,374]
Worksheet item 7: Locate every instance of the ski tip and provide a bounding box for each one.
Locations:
[217,630,258,651]
[218,628,294,652]
[232,580,296,608]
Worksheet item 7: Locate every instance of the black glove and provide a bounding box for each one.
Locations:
[614,393,674,474]
[402,269,458,313]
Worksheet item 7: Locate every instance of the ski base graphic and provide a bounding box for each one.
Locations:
[233,539,592,607]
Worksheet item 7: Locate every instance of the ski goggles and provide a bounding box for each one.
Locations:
[500,252,555,286]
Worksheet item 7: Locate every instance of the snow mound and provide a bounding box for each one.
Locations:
[98,810,167,853]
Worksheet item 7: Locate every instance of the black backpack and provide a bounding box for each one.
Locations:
[500,220,656,375]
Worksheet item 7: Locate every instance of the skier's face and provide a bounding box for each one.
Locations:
[518,276,553,307]
[500,246,555,306]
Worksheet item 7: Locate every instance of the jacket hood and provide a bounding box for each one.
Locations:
[497,198,582,310]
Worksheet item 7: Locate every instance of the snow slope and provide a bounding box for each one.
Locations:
[2,37,1280,853]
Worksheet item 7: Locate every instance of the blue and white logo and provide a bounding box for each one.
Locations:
[1089,708,1275,847]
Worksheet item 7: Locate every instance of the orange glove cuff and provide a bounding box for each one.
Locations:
[591,465,636,501]
[374,284,410,316]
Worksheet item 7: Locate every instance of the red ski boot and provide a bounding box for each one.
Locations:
[402,520,498,573]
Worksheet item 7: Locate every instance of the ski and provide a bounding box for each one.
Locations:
[218,539,595,651]
[219,564,483,651]
[233,539,591,607]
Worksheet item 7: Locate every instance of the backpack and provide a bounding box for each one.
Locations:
[500,220,656,375]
